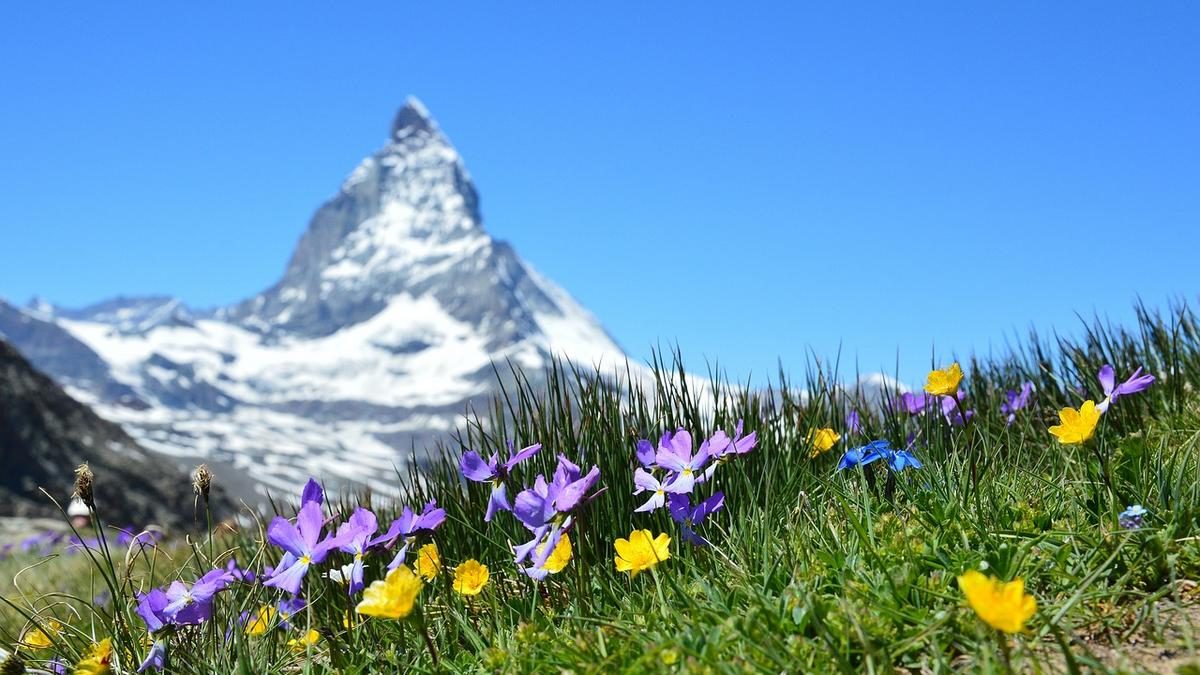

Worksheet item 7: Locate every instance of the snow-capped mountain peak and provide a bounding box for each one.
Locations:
[8,98,627,497]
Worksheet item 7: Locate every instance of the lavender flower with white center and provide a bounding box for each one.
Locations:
[335,507,378,594]
[1097,365,1156,413]
[633,468,693,513]
[263,501,347,595]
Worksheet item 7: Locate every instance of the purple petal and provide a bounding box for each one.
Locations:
[692,491,725,523]
[385,543,410,571]
[485,483,511,522]
[1098,364,1116,397]
[263,559,309,595]
[266,516,307,558]
[667,493,690,523]
[633,468,659,494]
[635,439,657,468]
[301,478,324,506]
[504,442,542,471]
[553,466,601,513]
[460,450,497,482]
[295,501,325,552]
[413,501,446,532]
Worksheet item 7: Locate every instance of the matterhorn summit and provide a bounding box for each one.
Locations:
[2,98,627,496]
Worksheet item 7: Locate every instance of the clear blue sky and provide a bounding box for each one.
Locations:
[2,3,1197,384]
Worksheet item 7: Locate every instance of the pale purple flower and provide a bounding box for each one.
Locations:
[460,442,542,521]
[1001,382,1034,425]
[655,430,710,488]
[335,507,378,594]
[846,410,862,435]
[369,500,446,570]
[897,392,931,415]
[263,501,346,595]
[702,421,757,478]
[1098,365,1155,412]
[136,588,170,633]
[512,455,601,578]
[162,567,234,625]
[633,468,692,513]
[137,639,167,673]
[940,391,974,427]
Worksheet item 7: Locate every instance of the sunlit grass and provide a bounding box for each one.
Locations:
[3,300,1200,672]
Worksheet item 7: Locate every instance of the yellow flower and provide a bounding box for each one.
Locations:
[356,565,422,619]
[244,605,277,636]
[21,619,61,649]
[924,362,964,396]
[75,638,113,675]
[807,428,840,457]
[1048,400,1101,445]
[415,542,441,581]
[538,533,573,574]
[288,629,321,652]
[614,529,671,578]
[452,559,490,596]
[957,570,1037,634]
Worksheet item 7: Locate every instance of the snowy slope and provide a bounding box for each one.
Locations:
[7,98,628,496]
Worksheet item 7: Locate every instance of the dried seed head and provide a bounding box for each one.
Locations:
[73,463,95,509]
[192,464,213,499]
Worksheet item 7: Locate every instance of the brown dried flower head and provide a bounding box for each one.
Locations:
[73,462,95,509]
[192,464,213,499]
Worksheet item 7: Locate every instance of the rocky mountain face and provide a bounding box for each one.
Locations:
[2,98,627,498]
[0,339,231,527]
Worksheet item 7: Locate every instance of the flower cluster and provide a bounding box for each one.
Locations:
[1049,364,1154,445]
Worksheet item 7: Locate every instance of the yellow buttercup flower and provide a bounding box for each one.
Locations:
[22,619,61,649]
[288,629,321,652]
[415,542,441,581]
[538,533,573,574]
[958,570,1037,634]
[924,362,964,396]
[807,428,840,457]
[1048,400,1101,445]
[452,559,489,596]
[356,565,422,619]
[614,529,671,578]
[75,638,113,675]
[244,605,276,636]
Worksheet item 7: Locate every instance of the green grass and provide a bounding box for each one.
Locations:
[3,300,1200,673]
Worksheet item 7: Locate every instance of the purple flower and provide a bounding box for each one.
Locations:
[162,567,234,625]
[511,455,602,578]
[369,500,446,570]
[300,478,324,506]
[668,491,725,546]
[635,439,657,468]
[136,588,171,633]
[263,501,345,595]
[702,421,758,479]
[1001,382,1034,425]
[461,442,542,521]
[896,392,931,415]
[1098,365,1155,413]
[655,430,710,488]
[940,391,975,427]
[335,507,378,594]
[137,639,167,673]
[632,468,692,513]
[276,597,307,630]
[846,410,862,435]
[224,557,255,584]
